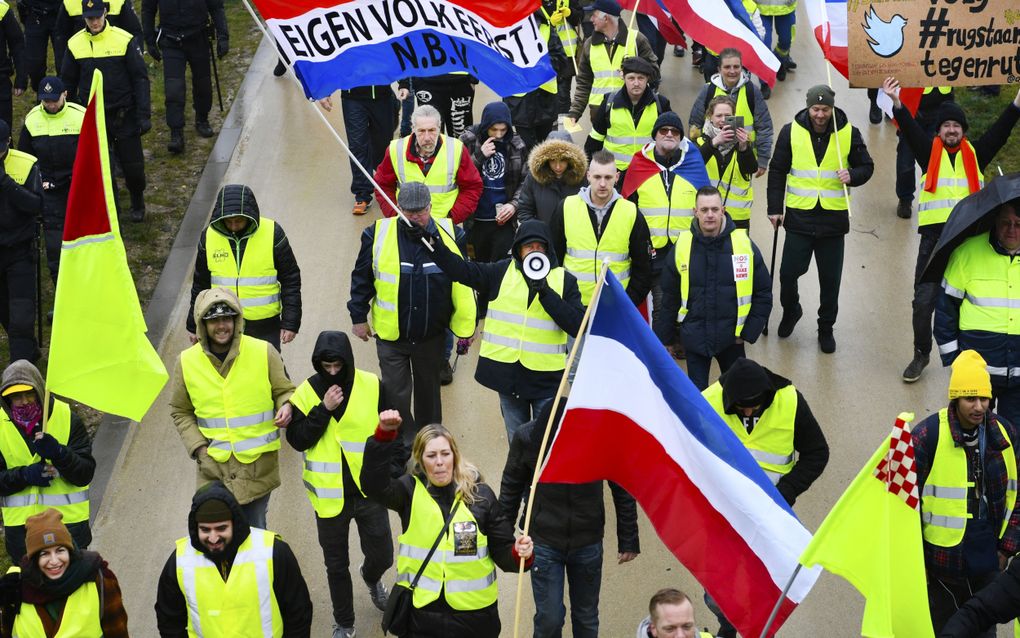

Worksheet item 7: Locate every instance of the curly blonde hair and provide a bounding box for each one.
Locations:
[411,424,481,505]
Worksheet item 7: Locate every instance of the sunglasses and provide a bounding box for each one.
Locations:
[657,127,682,137]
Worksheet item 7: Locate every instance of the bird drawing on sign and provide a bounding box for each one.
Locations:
[863,6,907,58]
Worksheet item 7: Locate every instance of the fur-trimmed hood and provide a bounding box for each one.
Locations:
[527,139,588,187]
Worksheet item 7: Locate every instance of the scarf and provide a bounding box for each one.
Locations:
[11,402,42,436]
[923,136,980,194]
[20,551,103,605]
[701,121,736,156]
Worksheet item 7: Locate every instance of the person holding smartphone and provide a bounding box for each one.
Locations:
[695,95,757,230]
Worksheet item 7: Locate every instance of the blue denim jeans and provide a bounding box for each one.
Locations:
[498,394,553,442]
[531,542,603,638]
[762,12,796,52]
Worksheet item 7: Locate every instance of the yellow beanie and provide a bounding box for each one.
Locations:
[948,350,992,399]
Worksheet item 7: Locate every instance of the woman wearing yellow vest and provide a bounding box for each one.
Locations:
[362,415,534,637]
[0,508,127,637]
[695,96,757,230]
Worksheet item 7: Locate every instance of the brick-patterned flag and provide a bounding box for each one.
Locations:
[800,413,934,637]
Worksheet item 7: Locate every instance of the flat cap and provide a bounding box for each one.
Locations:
[397,181,432,211]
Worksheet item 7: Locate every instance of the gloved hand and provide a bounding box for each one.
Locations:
[147,43,161,61]
[217,39,229,59]
[33,433,67,462]
[549,9,565,25]
[20,462,52,488]
[526,276,548,296]
[139,119,152,135]
[404,222,427,242]
[0,570,21,608]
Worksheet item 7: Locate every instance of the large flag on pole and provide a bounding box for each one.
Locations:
[805,0,849,78]
[540,271,819,637]
[47,69,168,422]
[800,414,935,637]
[251,0,556,99]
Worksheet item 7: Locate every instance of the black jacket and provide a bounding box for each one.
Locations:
[431,220,584,399]
[154,482,313,638]
[460,102,528,213]
[501,16,565,128]
[940,555,1020,637]
[56,0,143,46]
[0,152,44,247]
[0,10,25,90]
[187,189,302,335]
[654,217,772,355]
[766,107,873,237]
[142,0,227,49]
[498,401,640,554]
[60,22,150,119]
[18,102,86,189]
[585,88,670,158]
[516,137,587,225]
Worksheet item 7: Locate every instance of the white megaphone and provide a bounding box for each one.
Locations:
[522,251,551,281]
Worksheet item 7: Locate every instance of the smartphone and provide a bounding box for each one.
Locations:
[724,116,745,129]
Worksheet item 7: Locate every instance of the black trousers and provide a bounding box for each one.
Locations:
[342,94,397,202]
[515,123,553,158]
[685,341,745,391]
[245,315,282,351]
[107,107,146,207]
[377,335,444,446]
[42,186,68,283]
[912,226,941,355]
[779,231,845,331]
[315,493,393,627]
[23,10,64,92]
[414,79,475,138]
[556,73,573,115]
[0,241,37,364]
[161,34,213,129]
[466,220,515,263]
[0,76,12,129]
[927,573,996,637]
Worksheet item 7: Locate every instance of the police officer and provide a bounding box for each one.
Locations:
[187,184,302,351]
[19,0,63,93]
[18,75,84,284]
[0,0,25,128]
[142,0,228,154]
[0,119,44,364]
[54,0,142,59]
[61,0,150,223]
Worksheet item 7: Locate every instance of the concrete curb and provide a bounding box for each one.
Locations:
[89,39,275,522]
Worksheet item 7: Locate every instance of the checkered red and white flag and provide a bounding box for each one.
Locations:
[873,413,921,511]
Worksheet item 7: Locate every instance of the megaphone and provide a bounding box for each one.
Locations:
[522,251,551,281]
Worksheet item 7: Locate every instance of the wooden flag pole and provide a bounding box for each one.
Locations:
[818,0,852,219]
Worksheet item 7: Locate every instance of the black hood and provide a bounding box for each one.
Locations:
[310,330,356,396]
[478,101,513,134]
[718,358,792,414]
[188,482,251,559]
[209,184,261,239]
[512,219,559,269]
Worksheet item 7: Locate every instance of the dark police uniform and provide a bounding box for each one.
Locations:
[17,0,60,93]
[142,0,228,152]
[0,1,25,128]
[54,0,142,58]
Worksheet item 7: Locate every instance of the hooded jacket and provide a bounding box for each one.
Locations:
[170,288,295,505]
[654,217,772,356]
[154,482,313,638]
[567,21,658,120]
[187,185,302,335]
[516,137,587,225]
[766,107,874,237]
[460,102,528,220]
[689,71,774,169]
[430,220,584,399]
[0,361,95,548]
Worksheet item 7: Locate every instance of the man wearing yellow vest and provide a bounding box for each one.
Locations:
[539,0,583,116]
[0,360,94,562]
[170,287,295,530]
[912,350,1020,636]
[565,0,657,125]
[884,78,1020,384]
[767,84,873,354]
[654,186,772,390]
[187,184,302,352]
[374,104,482,224]
[550,149,652,308]
[348,182,477,447]
[585,56,669,177]
[285,330,394,638]
[155,481,313,637]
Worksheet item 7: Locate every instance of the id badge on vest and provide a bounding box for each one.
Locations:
[732,254,750,282]
[453,521,478,556]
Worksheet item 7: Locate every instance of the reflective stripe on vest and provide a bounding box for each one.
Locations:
[920,408,1018,547]
[24,102,86,141]
[587,31,637,107]
[4,149,38,187]
[541,5,578,56]
[703,383,797,484]
[369,217,476,341]
[785,121,852,211]
[697,137,755,222]
[603,97,660,169]
[756,0,795,16]
[176,527,282,638]
[942,232,1020,338]
[394,480,498,611]
[389,136,463,218]
[0,400,90,526]
[562,196,636,305]
[917,140,983,227]
[180,335,280,464]
[290,370,380,518]
[673,229,754,336]
[206,218,282,321]
[13,581,102,637]
[480,266,568,371]
[633,145,697,249]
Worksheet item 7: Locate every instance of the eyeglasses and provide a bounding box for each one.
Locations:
[997,218,1020,230]
[657,127,682,137]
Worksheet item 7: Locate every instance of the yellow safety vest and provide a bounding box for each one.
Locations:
[921,409,1018,547]
[369,217,476,341]
[180,336,280,464]
[0,400,89,527]
[0,2,8,21]
[395,480,498,611]
[480,265,568,372]
[706,83,757,144]
[541,4,578,57]
[697,137,754,222]
[673,229,754,336]
[924,87,952,96]
[66,24,133,63]
[703,383,797,483]
[942,232,1020,346]
[756,0,795,16]
[12,581,102,638]
[4,149,38,187]
[206,218,282,322]
[562,196,636,305]
[917,140,983,227]
[63,0,127,16]
[785,120,851,211]
[388,136,465,219]
[175,527,283,638]
[587,31,637,108]
[288,370,379,518]
[633,145,697,249]
[512,23,558,97]
[595,97,661,170]
[24,102,86,140]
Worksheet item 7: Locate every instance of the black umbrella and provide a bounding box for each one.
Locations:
[920,172,1020,283]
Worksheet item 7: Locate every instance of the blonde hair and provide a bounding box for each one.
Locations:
[411,424,481,505]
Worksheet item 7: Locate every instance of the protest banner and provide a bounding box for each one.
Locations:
[848,0,1020,87]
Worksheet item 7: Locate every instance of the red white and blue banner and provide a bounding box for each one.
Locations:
[541,272,819,637]
[253,0,556,99]
[805,0,848,78]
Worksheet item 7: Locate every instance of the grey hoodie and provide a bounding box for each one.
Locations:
[578,185,622,229]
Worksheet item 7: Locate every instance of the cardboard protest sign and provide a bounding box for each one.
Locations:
[848,0,1020,88]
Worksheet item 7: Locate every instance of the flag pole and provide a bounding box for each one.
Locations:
[626,0,642,42]
[818,0,852,219]
[758,563,802,638]
[511,258,612,638]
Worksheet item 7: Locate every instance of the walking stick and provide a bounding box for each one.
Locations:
[208,23,224,112]
[762,222,778,336]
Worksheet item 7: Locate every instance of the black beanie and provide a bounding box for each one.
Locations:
[935,101,968,133]
[652,111,684,139]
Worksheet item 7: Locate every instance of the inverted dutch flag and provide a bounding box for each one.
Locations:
[805,0,849,78]
[252,0,556,99]
[541,271,819,637]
